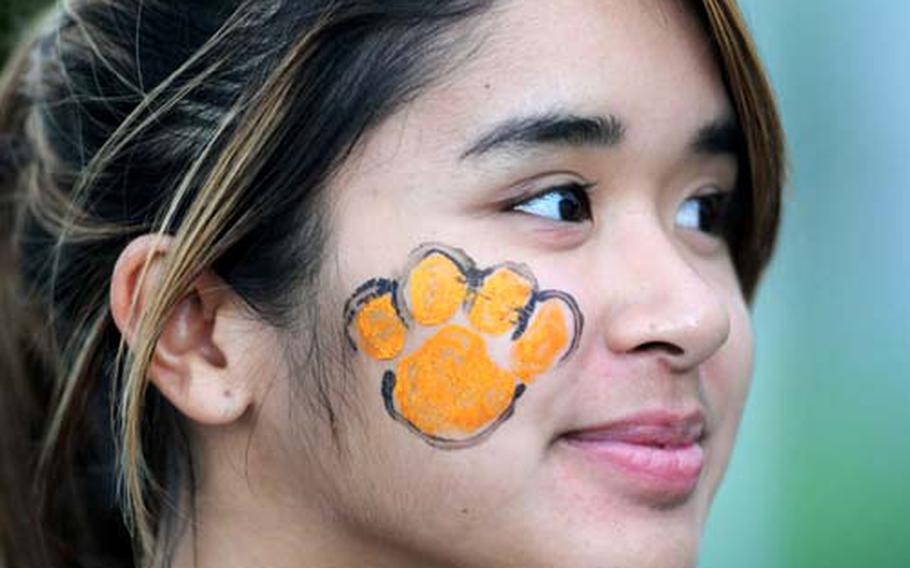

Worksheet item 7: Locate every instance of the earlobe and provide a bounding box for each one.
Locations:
[109,234,253,426]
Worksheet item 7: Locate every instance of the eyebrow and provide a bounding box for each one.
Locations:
[459,112,626,160]
[691,115,743,156]
[459,111,743,160]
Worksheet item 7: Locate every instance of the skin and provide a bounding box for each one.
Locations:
[344,244,582,447]
[111,1,755,567]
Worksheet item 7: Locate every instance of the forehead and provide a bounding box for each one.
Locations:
[353,0,730,167]
[478,0,723,116]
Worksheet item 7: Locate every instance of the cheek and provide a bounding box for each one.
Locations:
[713,297,754,418]
[702,294,754,480]
[341,243,583,449]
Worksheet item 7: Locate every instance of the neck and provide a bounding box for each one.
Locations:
[166,426,438,568]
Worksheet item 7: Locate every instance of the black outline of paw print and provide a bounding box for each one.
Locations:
[344,243,583,449]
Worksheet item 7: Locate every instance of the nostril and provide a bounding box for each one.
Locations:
[633,341,684,356]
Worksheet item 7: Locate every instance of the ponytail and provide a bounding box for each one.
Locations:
[0,16,132,567]
[0,26,53,568]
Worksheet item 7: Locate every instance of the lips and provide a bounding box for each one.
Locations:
[565,411,705,446]
[560,410,707,501]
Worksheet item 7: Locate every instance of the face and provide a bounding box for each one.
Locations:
[261,1,754,566]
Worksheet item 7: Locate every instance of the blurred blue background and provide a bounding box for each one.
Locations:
[2,1,907,566]
[700,1,910,567]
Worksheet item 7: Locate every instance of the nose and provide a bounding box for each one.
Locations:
[598,224,732,374]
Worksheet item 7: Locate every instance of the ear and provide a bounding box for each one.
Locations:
[110,234,253,425]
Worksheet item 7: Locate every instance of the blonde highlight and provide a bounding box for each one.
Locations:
[0,1,783,567]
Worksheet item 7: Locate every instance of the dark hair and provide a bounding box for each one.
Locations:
[0,0,784,566]
[0,1,495,565]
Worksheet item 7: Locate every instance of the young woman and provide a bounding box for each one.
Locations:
[0,1,784,567]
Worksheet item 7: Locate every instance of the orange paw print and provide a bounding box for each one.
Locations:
[344,244,582,449]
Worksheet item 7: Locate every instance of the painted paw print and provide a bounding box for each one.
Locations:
[344,244,583,449]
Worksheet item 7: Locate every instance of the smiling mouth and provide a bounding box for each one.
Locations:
[559,410,707,502]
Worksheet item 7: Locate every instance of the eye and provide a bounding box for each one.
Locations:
[511,182,593,223]
[676,190,734,237]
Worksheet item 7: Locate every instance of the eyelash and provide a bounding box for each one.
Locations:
[677,190,736,238]
[509,182,594,223]
[509,182,737,239]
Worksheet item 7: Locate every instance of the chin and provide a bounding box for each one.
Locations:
[504,463,710,568]
[549,507,703,568]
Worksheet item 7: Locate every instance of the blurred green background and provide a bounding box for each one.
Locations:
[0,0,47,62]
[2,1,907,567]
[701,1,910,567]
